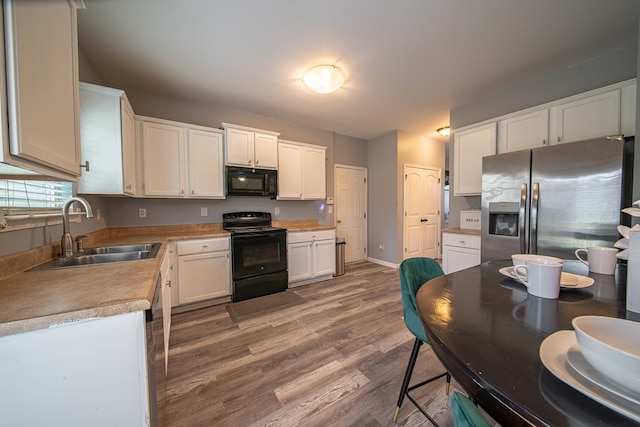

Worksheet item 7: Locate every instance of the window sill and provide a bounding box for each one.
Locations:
[2,213,82,232]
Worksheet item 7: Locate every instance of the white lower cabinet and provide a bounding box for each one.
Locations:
[160,243,174,374]
[287,230,335,287]
[442,232,481,274]
[0,311,150,426]
[176,238,231,305]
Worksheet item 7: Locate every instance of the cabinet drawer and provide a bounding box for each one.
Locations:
[177,238,229,255]
[442,233,480,250]
[287,230,335,244]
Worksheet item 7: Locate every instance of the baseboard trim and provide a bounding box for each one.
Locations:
[366,257,399,269]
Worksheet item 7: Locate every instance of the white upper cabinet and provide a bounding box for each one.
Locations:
[453,122,496,196]
[277,140,326,200]
[138,116,224,199]
[1,0,81,179]
[222,123,279,169]
[497,109,549,153]
[77,83,137,196]
[187,128,224,198]
[140,120,186,197]
[550,89,620,144]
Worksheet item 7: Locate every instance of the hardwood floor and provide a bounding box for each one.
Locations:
[157,262,494,426]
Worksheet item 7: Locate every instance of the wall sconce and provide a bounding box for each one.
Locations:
[302,64,345,94]
[437,126,451,137]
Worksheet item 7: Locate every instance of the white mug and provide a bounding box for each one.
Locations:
[575,247,618,275]
[514,259,562,299]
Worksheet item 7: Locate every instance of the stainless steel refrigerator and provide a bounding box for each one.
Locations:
[481,137,634,262]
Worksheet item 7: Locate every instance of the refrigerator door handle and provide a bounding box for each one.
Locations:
[530,182,540,254]
[520,183,527,253]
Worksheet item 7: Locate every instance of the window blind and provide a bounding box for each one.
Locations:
[0,179,73,215]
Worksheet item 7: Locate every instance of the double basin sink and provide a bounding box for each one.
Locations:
[30,243,161,271]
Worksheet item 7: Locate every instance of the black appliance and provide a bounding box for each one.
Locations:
[223,212,288,301]
[226,166,278,197]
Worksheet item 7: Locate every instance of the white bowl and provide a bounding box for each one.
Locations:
[572,316,640,394]
[511,254,563,266]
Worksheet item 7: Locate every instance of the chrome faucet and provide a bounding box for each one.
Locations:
[61,197,93,258]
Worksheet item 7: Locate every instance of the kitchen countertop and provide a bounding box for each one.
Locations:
[0,221,334,337]
[442,227,481,236]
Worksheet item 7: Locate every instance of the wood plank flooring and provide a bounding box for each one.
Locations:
[157,262,496,426]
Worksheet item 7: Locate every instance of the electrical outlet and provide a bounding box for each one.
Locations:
[274,207,280,215]
[379,244,384,251]
[138,208,146,218]
[201,207,208,217]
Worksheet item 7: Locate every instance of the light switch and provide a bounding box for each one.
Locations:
[200,207,208,217]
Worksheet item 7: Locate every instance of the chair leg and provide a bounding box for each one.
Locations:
[393,338,422,422]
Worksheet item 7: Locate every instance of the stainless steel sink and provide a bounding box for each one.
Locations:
[84,243,159,255]
[29,242,161,271]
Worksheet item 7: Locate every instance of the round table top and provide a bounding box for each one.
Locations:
[416,259,640,426]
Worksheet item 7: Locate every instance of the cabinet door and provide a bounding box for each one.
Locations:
[497,109,549,153]
[177,251,231,304]
[287,241,313,282]
[142,121,186,197]
[161,247,173,375]
[187,129,224,198]
[121,97,137,196]
[225,128,253,167]
[551,90,620,144]
[453,123,496,196]
[254,132,278,168]
[313,239,335,277]
[4,0,80,177]
[443,245,480,274]
[277,143,303,199]
[303,146,326,199]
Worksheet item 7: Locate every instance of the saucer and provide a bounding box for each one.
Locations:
[539,330,640,423]
[499,267,594,289]
[566,347,640,407]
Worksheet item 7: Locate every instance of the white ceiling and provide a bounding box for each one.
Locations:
[77,0,640,141]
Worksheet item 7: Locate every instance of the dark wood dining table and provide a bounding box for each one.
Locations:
[416,259,640,426]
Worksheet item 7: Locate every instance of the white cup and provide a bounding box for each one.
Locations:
[514,259,563,299]
[575,247,618,275]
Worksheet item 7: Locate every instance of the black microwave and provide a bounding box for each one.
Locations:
[226,166,278,197]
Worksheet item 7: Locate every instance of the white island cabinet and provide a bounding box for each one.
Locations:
[0,311,150,426]
[1,0,82,179]
[287,230,335,286]
[442,231,481,274]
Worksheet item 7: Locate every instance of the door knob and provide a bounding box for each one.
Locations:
[337,220,342,224]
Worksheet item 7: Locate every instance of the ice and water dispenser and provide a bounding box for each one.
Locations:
[487,202,519,237]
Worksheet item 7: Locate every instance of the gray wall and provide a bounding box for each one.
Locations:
[449,39,639,228]
[335,134,367,168]
[367,131,398,263]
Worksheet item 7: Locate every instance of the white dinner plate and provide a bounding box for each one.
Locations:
[566,347,640,407]
[539,330,640,423]
[499,267,594,289]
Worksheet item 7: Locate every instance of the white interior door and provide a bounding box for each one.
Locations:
[334,165,367,263]
[404,165,441,260]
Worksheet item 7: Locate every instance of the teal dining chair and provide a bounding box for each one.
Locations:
[451,391,491,427]
[393,257,451,425]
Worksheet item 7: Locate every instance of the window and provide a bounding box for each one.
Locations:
[0,179,73,215]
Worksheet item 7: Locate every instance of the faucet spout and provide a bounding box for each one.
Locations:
[61,197,93,258]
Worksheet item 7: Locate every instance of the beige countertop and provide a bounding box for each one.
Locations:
[442,227,481,236]
[0,221,333,337]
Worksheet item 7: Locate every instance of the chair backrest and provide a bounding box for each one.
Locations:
[399,257,444,342]
[451,391,491,427]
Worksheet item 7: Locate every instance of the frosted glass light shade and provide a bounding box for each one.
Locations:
[437,126,451,137]
[302,65,345,94]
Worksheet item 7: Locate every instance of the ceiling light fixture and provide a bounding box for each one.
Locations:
[437,126,451,137]
[302,64,345,94]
